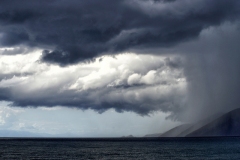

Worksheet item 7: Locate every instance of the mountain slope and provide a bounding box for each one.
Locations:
[160,124,192,137]
[187,108,240,137]
[177,112,223,137]
[144,133,162,137]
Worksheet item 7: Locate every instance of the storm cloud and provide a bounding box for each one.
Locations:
[0,0,239,65]
[1,0,240,121]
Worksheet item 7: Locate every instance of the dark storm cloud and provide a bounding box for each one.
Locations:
[0,0,239,65]
[0,88,11,101]
[1,0,240,121]
[8,81,185,116]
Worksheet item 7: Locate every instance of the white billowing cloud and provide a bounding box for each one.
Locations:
[128,73,141,85]
[0,49,187,116]
[0,76,28,87]
[69,54,173,90]
[0,49,42,74]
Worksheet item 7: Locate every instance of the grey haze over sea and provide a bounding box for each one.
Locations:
[1,137,240,159]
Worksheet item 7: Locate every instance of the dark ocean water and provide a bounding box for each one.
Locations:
[0,137,240,159]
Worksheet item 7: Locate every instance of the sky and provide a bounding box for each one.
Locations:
[0,0,240,137]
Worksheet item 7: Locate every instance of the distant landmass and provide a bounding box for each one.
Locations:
[145,108,240,137]
[160,124,192,137]
[187,108,240,137]
[121,135,134,138]
[144,133,162,137]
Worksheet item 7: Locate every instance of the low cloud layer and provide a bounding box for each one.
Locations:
[0,52,186,118]
[0,0,239,65]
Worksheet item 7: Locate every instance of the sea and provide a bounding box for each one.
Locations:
[0,137,240,159]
